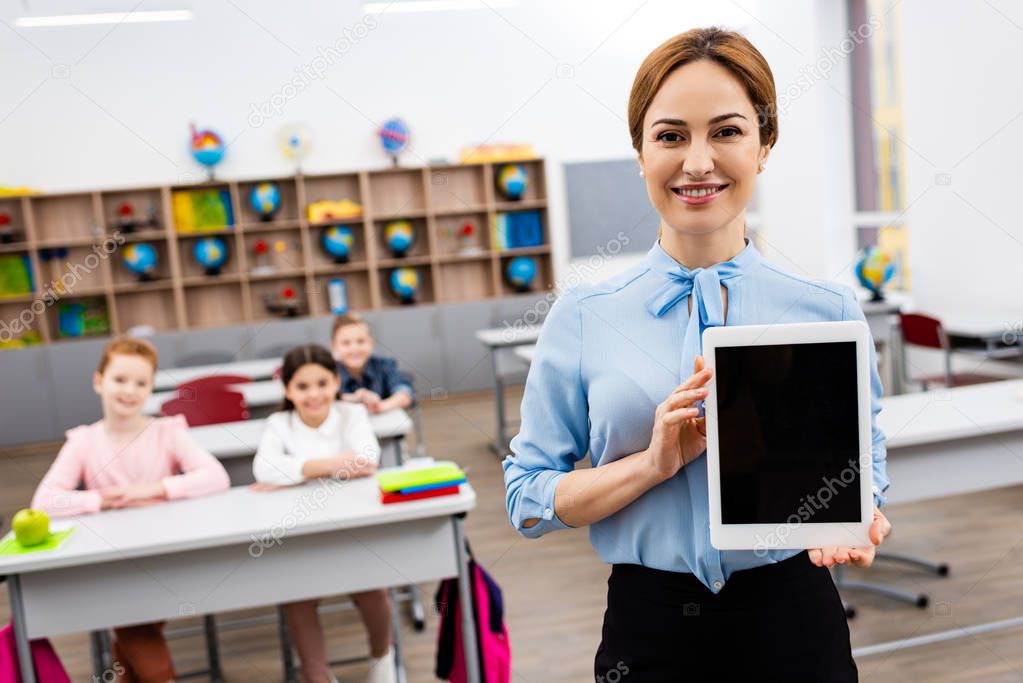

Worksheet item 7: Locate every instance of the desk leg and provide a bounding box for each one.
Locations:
[489,350,508,456]
[9,575,37,683]
[452,515,481,683]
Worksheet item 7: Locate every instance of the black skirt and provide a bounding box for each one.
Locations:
[594,551,857,682]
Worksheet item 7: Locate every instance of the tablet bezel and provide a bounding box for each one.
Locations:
[703,320,874,551]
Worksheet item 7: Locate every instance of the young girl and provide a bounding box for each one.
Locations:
[252,343,394,683]
[31,336,231,683]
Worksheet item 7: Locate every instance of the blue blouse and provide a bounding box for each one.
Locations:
[503,239,890,593]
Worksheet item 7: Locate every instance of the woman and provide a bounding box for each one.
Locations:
[504,27,892,682]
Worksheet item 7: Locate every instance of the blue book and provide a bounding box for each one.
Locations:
[399,477,467,494]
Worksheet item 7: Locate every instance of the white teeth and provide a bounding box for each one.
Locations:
[677,186,723,198]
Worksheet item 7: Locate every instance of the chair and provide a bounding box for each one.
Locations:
[160,390,249,426]
[899,313,1008,390]
[176,375,253,402]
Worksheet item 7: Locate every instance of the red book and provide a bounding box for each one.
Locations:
[380,485,460,504]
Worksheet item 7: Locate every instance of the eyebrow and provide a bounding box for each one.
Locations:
[651,113,747,127]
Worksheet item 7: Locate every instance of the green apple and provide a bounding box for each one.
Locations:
[12,508,50,547]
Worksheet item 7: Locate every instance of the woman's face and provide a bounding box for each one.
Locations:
[638,59,768,238]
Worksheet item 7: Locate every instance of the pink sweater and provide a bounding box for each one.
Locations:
[31,415,231,517]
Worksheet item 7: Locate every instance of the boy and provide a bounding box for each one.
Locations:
[330,313,414,413]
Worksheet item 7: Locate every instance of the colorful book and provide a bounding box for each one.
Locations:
[375,462,465,493]
[380,485,461,505]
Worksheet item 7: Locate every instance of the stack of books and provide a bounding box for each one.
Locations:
[375,462,466,504]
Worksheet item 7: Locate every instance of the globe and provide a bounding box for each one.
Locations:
[322,225,355,263]
[506,256,538,292]
[193,236,229,276]
[122,243,158,280]
[190,125,225,170]
[855,246,895,301]
[249,182,281,221]
[497,164,528,200]
[279,123,311,165]
[389,267,420,304]
[378,118,410,158]
[384,220,415,257]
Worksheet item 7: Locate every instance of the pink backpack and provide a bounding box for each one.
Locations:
[0,622,72,683]
[435,554,511,683]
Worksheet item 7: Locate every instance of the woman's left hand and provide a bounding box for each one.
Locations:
[809,507,891,568]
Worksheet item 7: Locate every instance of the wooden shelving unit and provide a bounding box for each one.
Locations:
[0,159,552,346]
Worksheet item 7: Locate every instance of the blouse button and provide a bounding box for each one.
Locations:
[713,580,723,590]
[543,507,553,519]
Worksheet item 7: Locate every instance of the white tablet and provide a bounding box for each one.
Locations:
[703,321,874,551]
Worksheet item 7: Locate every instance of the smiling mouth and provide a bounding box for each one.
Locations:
[671,184,729,198]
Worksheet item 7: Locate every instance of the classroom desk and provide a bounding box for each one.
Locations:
[941,314,1023,359]
[474,325,541,455]
[190,409,414,484]
[144,379,285,416]
[0,478,480,683]
[154,358,281,392]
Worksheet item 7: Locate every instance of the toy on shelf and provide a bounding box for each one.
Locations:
[0,254,33,298]
[279,123,311,171]
[855,246,896,302]
[328,277,348,315]
[0,329,42,350]
[0,209,20,243]
[172,189,235,233]
[389,267,420,305]
[496,164,528,200]
[505,256,538,293]
[307,199,362,224]
[263,285,305,317]
[122,243,159,282]
[115,201,159,233]
[378,118,409,166]
[193,236,229,276]
[321,226,355,264]
[457,221,484,256]
[460,143,535,164]
[493,210,543,251]
[249,182,281,222]
[57,298,110,338]
[384,220,414,257]
[251,239,274,276]
[39,248,69,294]
[189,123,226,180]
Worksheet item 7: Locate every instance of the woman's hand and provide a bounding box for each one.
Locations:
[809,507,892,568]
[100,482,167,509]
[645,356,713,482]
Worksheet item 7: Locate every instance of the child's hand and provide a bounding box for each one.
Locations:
[330,451,378,480]
[250,482,290,492]
[360,390,383,413]
[100,482,167,509]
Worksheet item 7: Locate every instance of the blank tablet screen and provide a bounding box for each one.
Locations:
[714,341,861,524]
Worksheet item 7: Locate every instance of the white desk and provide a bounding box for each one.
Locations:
[0,478,480,683]
[154,358,281,392]
[145,379,285,416]
[474,325,541,455]
[190,409,414,484]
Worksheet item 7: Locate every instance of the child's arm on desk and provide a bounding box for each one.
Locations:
[31,432,103,516]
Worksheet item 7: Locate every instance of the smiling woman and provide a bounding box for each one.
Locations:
[504,26,892,682]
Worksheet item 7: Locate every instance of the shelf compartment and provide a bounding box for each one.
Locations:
[368,169,426,215]
[116,288,178,333]
[30,194,101,243]
[303,174,363,223]
[183,282,244,328]
[309,270,372,315]
[378,264,434,308]
[428,165,486,212]
[434,212,489,256]
[237,177,300,224]
[437,260,495,302]
[176,232,241,279]
[492,159,547,202]
[0,300,44,348]
[36,245,108,294]
[243,230,305,277]
[309,222,368,271]
[111,238,171,286]
[100,188,164,234]
[373,217,430,260]
[0,197,29,248]
[249,275,309,322]
[171,185,236,234]
[498,252,553,297]
[47,295,112,340]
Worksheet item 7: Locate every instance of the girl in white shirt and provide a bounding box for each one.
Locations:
[253,344,394,683]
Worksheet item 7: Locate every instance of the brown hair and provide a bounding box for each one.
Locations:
[96,337,159,375]
[331,312,371,339]
[628,27,778,154]
[279,343,338,411]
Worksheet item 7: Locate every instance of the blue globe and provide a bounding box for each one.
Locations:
[497,164,528,200]
[322,225,355,263]
[389,267,420,304]
[384,220,414,257]
[122,243,158,280]
[506,256,538,292]
[193,236,228,275]
[249,182,281,220]
[378,118,409,156]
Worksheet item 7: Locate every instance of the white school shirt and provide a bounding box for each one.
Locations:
[253,402,381,485]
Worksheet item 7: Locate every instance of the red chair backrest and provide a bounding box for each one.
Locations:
[161,389,249,426]
[900,313,946,350]
[177,374,253,394]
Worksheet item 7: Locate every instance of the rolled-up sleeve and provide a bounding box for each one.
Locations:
[503,290,590,538]
[841,287,891,508]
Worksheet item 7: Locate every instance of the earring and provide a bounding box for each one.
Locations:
[639,169,645,177]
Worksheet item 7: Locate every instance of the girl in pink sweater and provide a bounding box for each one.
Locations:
[31,337,230,683]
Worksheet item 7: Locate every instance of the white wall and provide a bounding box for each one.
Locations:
[1,0,768,282]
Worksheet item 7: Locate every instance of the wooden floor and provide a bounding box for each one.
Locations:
[3,388,1023,682]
